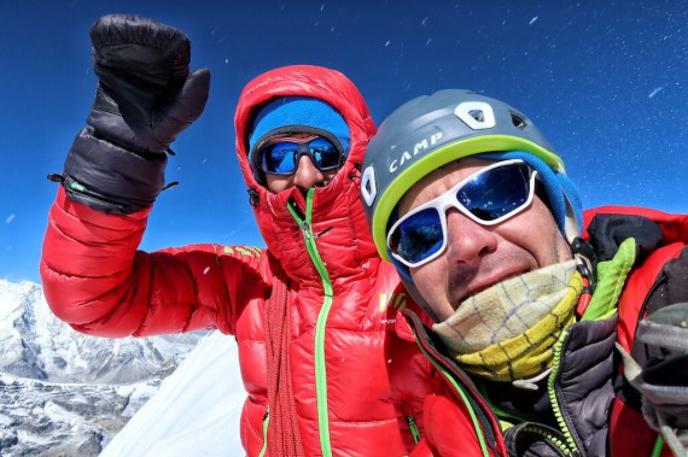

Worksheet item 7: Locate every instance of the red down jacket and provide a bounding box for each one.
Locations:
[41,66,466,456]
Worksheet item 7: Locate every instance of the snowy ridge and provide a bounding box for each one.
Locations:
[0,279,208,456]
[0,279,202,384]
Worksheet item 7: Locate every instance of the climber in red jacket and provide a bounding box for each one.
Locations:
[40,14,445,457]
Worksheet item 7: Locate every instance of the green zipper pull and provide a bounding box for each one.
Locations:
[302,220,312,234]
[258,408,270,457]
[407,416,421,444]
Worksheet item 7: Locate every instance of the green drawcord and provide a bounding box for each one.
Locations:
[407,416,421,444]
[651,434,664,457]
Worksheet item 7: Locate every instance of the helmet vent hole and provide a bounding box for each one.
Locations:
[361,165,377,206]
[468,110,485,122]
[511,112,527,129]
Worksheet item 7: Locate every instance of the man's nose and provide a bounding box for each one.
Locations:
[445,209,498,264]
[292,154,325,191]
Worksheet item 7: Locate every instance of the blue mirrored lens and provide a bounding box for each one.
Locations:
[262,142,298,174]
[309,138,341,169]
[458,163,531,221]
[391,208,444,265]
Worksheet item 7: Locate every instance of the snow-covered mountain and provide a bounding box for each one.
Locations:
[0,279,207,456]
[0,280,202,384]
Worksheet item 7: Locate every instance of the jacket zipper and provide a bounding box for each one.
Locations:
[407,416,421,444]
[547,329,579,455]
[258,409,269,457]
[287,188,334,457]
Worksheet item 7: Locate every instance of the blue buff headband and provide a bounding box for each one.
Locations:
[248,96,351,158]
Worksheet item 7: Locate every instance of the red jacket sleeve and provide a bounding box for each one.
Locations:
[40,187,266,337]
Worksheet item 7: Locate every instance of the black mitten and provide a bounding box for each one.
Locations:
[60,14,210,214]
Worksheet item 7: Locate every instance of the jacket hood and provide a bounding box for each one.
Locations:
[234,65,378,285]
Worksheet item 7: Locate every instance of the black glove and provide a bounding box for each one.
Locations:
[60,14,210,214]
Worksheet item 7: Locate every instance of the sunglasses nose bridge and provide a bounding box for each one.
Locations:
[444,209,499,263]
[438,191,471,226]
[293,145,311,165]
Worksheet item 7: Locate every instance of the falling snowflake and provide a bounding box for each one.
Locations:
[648,87,663,98]
[320,3,325,11]
[384,40,391,47]
[529,16,539,25]
[224,58,229,64]
[203,266,210,275]
[421,16,429,26]
[425,37,433,47]
[5,214,15,224]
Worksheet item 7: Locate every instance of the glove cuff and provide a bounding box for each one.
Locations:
[62,127,167,215]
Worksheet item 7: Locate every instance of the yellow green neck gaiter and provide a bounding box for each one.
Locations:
[432,260,583,382]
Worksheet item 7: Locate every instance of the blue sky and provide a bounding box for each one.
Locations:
[1,0,686,282]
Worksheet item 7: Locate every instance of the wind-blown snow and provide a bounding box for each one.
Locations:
[648,86,664,98]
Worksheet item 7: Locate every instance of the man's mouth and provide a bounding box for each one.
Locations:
[451,266,531,306]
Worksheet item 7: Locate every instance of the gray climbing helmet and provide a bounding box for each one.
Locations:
[361,89,574,262]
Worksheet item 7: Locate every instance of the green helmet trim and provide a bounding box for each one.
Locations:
[371,134,565,261]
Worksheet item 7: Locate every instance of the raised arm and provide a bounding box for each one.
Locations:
[40,15,261,337]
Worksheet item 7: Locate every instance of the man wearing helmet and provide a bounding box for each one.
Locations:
[363,90,688,456]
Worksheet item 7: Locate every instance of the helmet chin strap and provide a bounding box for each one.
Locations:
[561,192,596,291]
[571,239,596,292]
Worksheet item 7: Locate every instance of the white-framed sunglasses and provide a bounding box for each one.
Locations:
[387,159,538,269]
